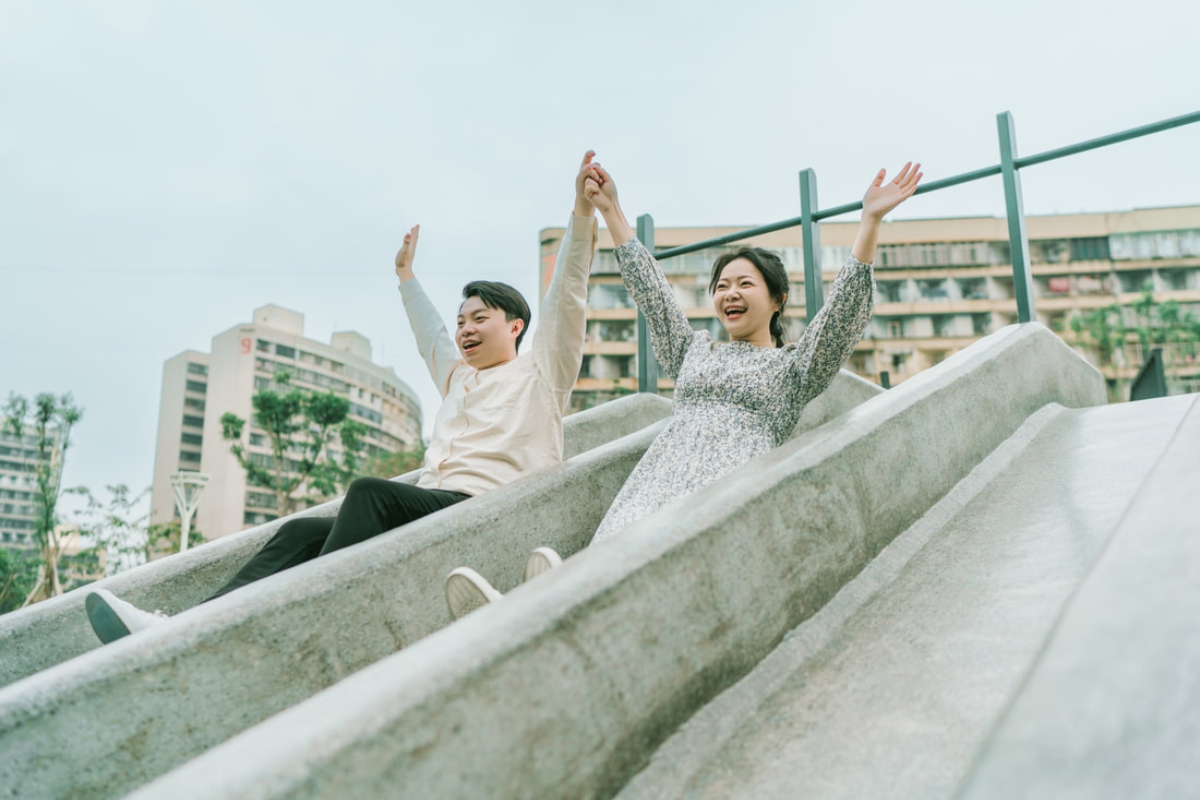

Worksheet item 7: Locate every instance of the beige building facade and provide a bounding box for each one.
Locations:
[150,305,423,540]
[541,205,1200,410]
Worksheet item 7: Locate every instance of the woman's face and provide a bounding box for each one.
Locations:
[712,258,782,345]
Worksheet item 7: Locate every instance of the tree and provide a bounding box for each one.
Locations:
[360,442,427,480]
[2,392,82,606]
[220,371,366,516]
[71,483,204,572]
[0,548,39,615]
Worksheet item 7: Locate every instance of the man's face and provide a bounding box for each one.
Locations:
[456,296,522,369]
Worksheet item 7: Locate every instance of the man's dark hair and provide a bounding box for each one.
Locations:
[461,280,532,350]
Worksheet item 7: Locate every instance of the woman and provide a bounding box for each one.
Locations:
[445,158,922,618]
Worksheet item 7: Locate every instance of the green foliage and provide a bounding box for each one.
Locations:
[221,371,367,515]
[0,548,39,615]
[360,442,427,480]
[2,392,82,605]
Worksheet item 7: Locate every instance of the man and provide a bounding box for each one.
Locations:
[85,152,601,642]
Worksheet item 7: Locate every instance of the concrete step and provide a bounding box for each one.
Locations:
[123,324,1106,799]
[0,373,881,800]
[617,393,1196,800]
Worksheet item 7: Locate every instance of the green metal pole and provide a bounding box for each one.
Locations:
[636,214,659,393]
[997,111,1036,324]
[799,168,823,323]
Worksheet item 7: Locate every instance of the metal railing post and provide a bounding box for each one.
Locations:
[997,111,1036,324]
[799,168,824,322]
[636,214,660,393]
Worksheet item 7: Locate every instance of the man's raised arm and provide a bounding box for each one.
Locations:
[395,224,462,398]
[532,151,600,404]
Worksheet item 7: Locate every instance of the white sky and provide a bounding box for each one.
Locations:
[2,0,1198,510]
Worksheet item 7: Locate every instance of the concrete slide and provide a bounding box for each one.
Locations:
[0,374,881,799]
[111,322,1179,800]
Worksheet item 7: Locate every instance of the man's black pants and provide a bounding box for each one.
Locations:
[205,477,470,602]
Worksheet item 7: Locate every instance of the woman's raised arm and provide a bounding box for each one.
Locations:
[585,164,697,378]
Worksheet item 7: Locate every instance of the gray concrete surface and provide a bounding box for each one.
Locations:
[956,393,1200,800]
[0,392,674,688]
[0,373,880,800]
[126,324,1107,799]
[617,395,1195,800]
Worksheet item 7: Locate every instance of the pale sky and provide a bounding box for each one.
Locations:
[2,0,1198,516]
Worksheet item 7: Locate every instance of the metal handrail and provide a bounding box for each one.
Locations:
[633,108,1200,392]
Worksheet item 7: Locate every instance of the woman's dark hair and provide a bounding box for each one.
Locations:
[708,247,790,347]
[461,280,532,350]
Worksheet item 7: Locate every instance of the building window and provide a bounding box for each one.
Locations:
[1070,237,1111,262]
[877,281,906,304]
[888,320,903,338]
[249,433,265,447]
[256,339,271,352]
[180,433,203,446]
[184,397,206,412]
[275,344,296,359]
[957,278,988,300]
[185,380,207,394]
[179,451,201,463]
[187,362,208,376]
[182,414,205,428]
[972,313,991,335]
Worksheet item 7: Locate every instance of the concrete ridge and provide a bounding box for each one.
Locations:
[128,323,1106,799]
[0,392,675,688]
[616,401,1069,799]
[0,373,881,800]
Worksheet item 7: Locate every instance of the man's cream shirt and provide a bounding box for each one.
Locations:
[398,215,598,496]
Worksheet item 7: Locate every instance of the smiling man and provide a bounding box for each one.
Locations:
[84,153,600,643]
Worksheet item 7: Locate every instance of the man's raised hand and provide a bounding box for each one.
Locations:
[574,150,599,217]
[395,224,420,282]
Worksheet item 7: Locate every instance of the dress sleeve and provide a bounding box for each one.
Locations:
[398,277,462,398]
[789,254,874,407]
[614,237,698,379]
[532,214,598,405]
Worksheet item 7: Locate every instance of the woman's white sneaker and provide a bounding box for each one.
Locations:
[445,567,503,620]
[85,589,169,644]
[524,547,563,582]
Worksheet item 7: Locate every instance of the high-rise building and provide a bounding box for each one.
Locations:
[541,205,1200,409]
[150,304,423,540]
[0,425,54,549]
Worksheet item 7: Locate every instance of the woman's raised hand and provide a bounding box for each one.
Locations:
[394,224,419,281]
[862,162,923,222]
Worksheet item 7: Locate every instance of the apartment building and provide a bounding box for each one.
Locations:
[0,425,56,549]
[541,205,1200,410]
[150,304,423,540]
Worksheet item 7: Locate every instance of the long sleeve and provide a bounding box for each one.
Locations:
[399,277,462,398]
[789,255,875,407]
[614,237,698,379]
[532,214,598,405]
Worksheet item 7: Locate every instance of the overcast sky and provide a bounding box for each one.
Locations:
[2,0,1198,516]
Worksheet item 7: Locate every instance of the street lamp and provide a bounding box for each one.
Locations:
[169,472,209,553]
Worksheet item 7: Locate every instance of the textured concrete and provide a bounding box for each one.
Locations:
[0,392,673,689]
[0,374,878,800]
[957,393,1200,800]
[617,395,1195,800]
[127,324,1106,799]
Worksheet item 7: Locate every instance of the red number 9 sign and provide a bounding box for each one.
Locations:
[241,337,252,354]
